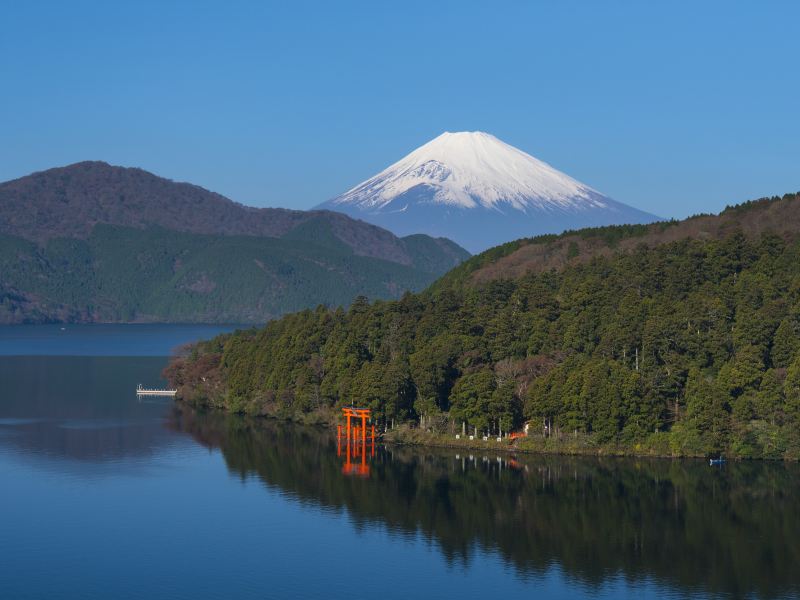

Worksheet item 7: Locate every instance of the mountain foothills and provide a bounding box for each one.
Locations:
[168,192,800,460]
[0,162,468,323]
[318,132,659,253]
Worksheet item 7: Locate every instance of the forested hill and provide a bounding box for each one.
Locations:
[167,192,800,459]
[435,191,800,289]
[0,162,469,323]
[0,161,467,267]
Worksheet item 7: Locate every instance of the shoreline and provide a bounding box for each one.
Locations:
[175,399,792,461]
[382,426,705,460]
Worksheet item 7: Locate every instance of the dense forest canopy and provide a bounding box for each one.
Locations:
[0,225,466,324]
[167,192,800,459]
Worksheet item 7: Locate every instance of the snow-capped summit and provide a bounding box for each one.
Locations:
[330,131,604,212]
[317,132,659,253]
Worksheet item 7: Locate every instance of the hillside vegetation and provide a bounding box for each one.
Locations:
[167,192,800,459]
[436,192,800,289]
[0,225,464,323]
[0,161,463,266]
[0,162,468,323]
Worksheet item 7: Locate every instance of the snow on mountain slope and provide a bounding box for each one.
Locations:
[317,132,660,253]
[329,131,604,212]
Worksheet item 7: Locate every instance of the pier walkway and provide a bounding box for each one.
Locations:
[136,384,177,397]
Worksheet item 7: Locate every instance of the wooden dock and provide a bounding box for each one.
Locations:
[136,384,177,397]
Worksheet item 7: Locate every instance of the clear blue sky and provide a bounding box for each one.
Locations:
[1,1,797,218]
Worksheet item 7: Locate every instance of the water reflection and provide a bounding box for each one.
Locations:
[169,405,800,599]
[337,407,377,477]
[337,433,376,477]
[0,356,179,463]
[2,349,798,599]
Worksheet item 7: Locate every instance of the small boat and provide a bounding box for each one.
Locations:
[709,456,726,465]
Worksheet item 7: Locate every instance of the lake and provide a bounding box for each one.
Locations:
[0,325,798,599]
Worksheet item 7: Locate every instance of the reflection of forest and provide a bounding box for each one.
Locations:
[169,405,800,599]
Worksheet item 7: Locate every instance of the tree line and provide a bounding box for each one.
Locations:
[168,196,800,459]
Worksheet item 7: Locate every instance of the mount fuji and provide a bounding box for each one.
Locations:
[317,131,660,253]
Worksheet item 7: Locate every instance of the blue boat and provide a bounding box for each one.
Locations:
[709,456,726,465]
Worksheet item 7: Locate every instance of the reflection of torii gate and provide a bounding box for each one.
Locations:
[337,407,376,477]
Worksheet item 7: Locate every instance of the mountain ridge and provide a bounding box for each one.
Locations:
[0,160,468,268]
[434,191,800,290]
[0,162,470,324]
[317,131,659,252]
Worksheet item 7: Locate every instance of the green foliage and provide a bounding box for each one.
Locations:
[566,241,579,259]
[170,216,800,459]
[449,369,496,434]
[784,356,800,423]
[400,234,471,275]
[670,369,731,455]
[0,225,458,324]
[771,314,800,368]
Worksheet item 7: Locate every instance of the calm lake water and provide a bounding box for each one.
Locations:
[1,325,798,599]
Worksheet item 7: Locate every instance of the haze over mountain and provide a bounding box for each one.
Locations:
[318,132,660,253]
[0,162,469,323]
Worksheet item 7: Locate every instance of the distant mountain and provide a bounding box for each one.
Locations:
[317,131,659,253]
[0,162,469,324]
[0,161,467,267]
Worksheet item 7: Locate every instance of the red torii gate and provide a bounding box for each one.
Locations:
[339,407,375,444]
